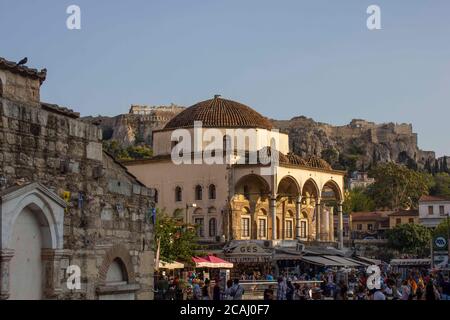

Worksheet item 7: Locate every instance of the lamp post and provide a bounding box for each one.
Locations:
[185,203,197,225]
[447,212,450,266]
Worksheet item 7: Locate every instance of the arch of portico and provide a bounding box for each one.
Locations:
[230,168,345,247]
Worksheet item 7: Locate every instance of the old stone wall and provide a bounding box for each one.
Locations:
[0,69,41,106]
[0,96,154,300]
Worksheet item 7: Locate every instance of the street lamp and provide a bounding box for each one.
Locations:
[185,203,197,225]
[447,211,450,266]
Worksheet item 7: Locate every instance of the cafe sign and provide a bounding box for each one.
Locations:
[230,243,269,255]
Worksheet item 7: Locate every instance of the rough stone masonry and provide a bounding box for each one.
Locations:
[0,57,155,300]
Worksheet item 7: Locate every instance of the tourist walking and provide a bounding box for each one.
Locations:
[230,279,245,300]
[425,280,440,301]
[213,278,221,300]
[223,279,234,300]
[277,277,287,300]
[202,279,212,300]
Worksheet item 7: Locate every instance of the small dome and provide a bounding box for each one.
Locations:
[305,156,332,170]
[286,153,307,166]
[163,96,273,130]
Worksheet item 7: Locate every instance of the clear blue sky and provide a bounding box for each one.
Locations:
[1,0,449,156]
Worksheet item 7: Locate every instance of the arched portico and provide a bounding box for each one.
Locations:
[321,179,345,248]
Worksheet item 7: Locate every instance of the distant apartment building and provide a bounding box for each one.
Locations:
[347,171,375,190]
[388,210,419,227]
[350,211,391,239]
[419,195,450,228]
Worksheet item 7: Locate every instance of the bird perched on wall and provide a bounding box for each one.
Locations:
[17,57,28,66]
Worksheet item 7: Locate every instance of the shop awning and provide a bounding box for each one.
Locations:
[355,256,382,266]
[390,259,431,266]
[323,256,364,267]
[301,256,344,267]
[159,260,185,270]
[192,256,234,269]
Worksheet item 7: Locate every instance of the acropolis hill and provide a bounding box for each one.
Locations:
[83,106,440,170]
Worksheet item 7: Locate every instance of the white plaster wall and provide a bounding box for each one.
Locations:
[9,207,43,300]
[153,128,289,156]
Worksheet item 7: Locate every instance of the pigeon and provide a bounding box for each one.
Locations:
[17,57,28,66]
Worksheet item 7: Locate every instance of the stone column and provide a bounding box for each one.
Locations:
[321,205,329,241]
[338,202,344,249]
[41,249,65,299]
[329,206,335,242]
[295,195,302,240]
[270,197,277,240]
[0,249,14,300]
[315,199,321,241]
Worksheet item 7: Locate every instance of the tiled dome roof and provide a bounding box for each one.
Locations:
[305,156,332,170]
[286,153,307,166]
[163,96,273,130]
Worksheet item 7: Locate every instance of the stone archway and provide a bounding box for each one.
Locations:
[0,183,65,300]
[97,245,138,300]
[9,206,49,300]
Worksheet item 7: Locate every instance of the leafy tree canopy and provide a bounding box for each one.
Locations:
[103,140,153,161]
[429,173,450,198]
[386,223,431,256]
[154,210,201,264]
[367,162,432,210]
[343,187,375,214]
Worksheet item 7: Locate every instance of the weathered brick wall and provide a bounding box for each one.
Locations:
[0,96,154,300]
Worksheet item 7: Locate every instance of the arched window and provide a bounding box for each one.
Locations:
[195,185,203,201]
[106,258,128,285]
[243,185,250,200]
[175,186,182,202]
[223,135,232,152]
[209,184,216,200]
[209,218,217,237]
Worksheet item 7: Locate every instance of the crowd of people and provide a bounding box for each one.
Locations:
[154,267,450,301]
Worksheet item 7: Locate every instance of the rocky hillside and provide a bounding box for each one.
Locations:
[83,108,438,171]
[272,117,435,171]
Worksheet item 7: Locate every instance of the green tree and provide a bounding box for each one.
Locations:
[343,187,375,214]
[429,173,450,198]
[102,141,153,161]
[367,162,432,210]
[433,217,450,239]
[154,210,201,263]
[386,223,431,256]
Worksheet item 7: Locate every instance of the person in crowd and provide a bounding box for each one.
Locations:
[407,274,418,299]
[223,279,234,300]
[202,279,212,300]
[425,279,440,301]
[286,280,295,300]
[230,279,245,300]
[192,279,202,300]
[334,280,348,300]
[213,277,221,300]
[355,285,368,300]
[440,276,450,300]
[157,275,169,300]
[373,287,386,300]
[400,280,411,300]
[263,285,274,300]
[276,276,287,300]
